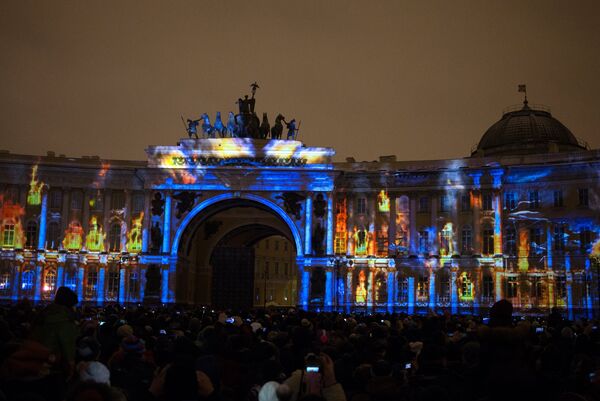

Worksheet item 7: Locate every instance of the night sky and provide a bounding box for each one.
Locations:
[1,1,599,162]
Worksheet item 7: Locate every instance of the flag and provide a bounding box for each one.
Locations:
[518,84,527,93]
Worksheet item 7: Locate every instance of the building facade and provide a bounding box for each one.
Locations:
[0,99,598,317]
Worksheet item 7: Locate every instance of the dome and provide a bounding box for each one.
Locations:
[471,101,587,157]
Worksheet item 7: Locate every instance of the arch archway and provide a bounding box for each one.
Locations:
[171,194,303,307]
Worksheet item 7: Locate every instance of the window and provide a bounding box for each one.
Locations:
[440,195,449,212]
[85,267,98,300]
[106,268,120,301]
[482,229,494,255]
[461,226,472,255]
[108,223,121,252]
[580,228,593,253]
[64,268,77,292]
[275,241,279,251]
[21,270,35,295]
[264,261,270,278]
[555,275,566,300]
[255,288,260,302]
[398,196,409,213]
[506,276,517,298]
[2,223,15,247]
[284,263,289,276]
[438,271,450,302]
[505,228,516,256]
[397,277,409,303]
[25,221,37,248]
[274,262,279,276]
[529,227,542,249]
[440,226,453,256]
[43,269,57,295]
[504,192,517,210]
[459,273,473,300]
[128,271,139,298]
[578,188,589,207]
[417,273,429,300]
[553,225,565,252]
[0,269,10,295]
[48,222,60,249]
[357,197,367,214]
[50,190,62,209]
[482,275,494,301]
[529,190,540,209]
[531,276,543,300]
[418,197,429,213]
[91,191,104,211]
[132,193,144,214]
[553,190,564,207]
[111,191,125,210]
[460,193,471,212]
[335,232,347,254]
[482,193,493,211]
[71,190,83,210]
[418,230,429,254]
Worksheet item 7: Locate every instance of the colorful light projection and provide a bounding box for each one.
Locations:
[440,223,455,257]
[334,198,347,254]
[353,227,370,256]
[63,221,84,251]
[85,216,105,252]
[458,272,474,301]
[27,165,45,206]
[518,228,529,272]
[126,212,144,253]
[395,196,409,255]
[0,198,25,249]
[146,138,334,169]
[377,190,390,213]
[355,268,368,304]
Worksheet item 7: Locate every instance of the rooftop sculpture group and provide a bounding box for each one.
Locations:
[183,83,300,140]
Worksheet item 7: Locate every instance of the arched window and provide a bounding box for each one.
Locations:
[482,273,494,303]
[26,221,38,249]
[21,269,35,297]
[47,221,61,249]
[482,226,494,255]
[43,268,57,300]
[108,223,121,252]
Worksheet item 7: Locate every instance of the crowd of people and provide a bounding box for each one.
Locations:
[0,287,599,401]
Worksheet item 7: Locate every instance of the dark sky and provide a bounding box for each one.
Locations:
[1,1,599,162]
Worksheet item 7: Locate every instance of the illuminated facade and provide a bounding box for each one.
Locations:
[0,100,598,317]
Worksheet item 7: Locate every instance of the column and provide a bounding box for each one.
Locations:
[430,194,438,255]
[450,269,458,314]
[118,265,126,303]
[368,195,376,256]
[346,195,354,255]
[326,193,334,255]
[56,264,64,288]
[82,189,91,234]
[77,266,85,302]
[450,191,458,255]
[299,263,310,309]
[493,192,502,255]
[388,196,397,257]
[546,223,553,270]
[473,268,481,315]
[97,266,105,305]
[103,190,112,251]
[38,192,48,249]
[142,192,152,253]
[429,270,436,309]
[139,265,147,301]
[367,268,375,311]
[304,195,312,255]
[34,265,43,302]
[324,267,333,311]
[547,271,555,309]
[12,265,21,300]
[495,270,503,302]
[162,192,172,254]
[61,188,71,237]
[566,272,574,320]
[121,190,132,251]
[472,191,481,255]
[345,267,353,313]
[409,196,417,255]
[407,276,415,314]
[387,269,397,313]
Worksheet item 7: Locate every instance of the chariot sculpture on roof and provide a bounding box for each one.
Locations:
[182,83,300,140]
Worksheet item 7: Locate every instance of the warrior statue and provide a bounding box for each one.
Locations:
[185,118,200,139]
[213,111,226,137]
[271,114,285,140]
[284,118,299,140]
[259,113,270,139]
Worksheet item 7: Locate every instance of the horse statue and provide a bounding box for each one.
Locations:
[271,114,285,140]
[259,113,270,139]
[200,113,216,138]
[227,112,238,137]
[213,112,226,137]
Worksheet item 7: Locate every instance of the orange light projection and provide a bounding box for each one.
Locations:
[126,212,144,253]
